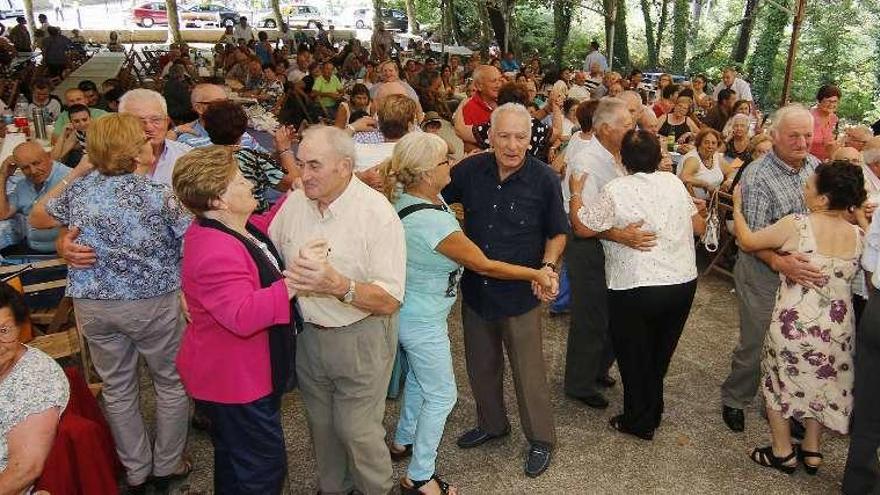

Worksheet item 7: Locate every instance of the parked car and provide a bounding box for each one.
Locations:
[260,4,328,29]
[347,7,407,31]
[0,0,24,20]
[130,2,168,27]
[180,3,238,28]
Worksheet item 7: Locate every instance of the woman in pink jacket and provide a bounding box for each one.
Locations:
[172,145,299,494]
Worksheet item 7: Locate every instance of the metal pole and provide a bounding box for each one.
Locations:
[607,0,616,71]
[779,0,805,106]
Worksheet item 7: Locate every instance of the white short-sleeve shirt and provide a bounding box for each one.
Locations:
[578,171,698,290]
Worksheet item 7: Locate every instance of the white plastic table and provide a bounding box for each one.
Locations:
[52,52,127,98]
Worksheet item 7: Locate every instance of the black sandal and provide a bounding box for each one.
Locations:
[389,443,413,462]
[749,445,797,474]
[796,445,824,475]
[401,474,454,495]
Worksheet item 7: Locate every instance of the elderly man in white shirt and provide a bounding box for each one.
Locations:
[271,125,406,495]
[561,97,655,409]
[118,89,192,186]
[570,128,705,440]
[232,16,255,41]
[712,67,754,104]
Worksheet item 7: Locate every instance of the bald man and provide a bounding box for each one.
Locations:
[168,83,266,151]
[52,88,107,143]
[0,142,71,252]
[461,65,502,126]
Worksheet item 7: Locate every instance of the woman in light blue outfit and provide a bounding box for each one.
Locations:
[380,133,556,495]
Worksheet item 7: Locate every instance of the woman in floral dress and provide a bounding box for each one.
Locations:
[733,162,866,475]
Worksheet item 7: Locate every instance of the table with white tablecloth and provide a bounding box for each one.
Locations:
[52,52,127,98]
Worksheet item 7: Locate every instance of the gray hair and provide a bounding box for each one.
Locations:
[769,104,813,135]
[119,88,168,116]
[190,83,225,106]
[863,145,880,165]
[592,97,629,131]
[490,102,532,134]
[301,125,356,167]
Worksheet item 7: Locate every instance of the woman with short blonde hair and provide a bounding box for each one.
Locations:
[27,112,194,493]
[171,145,239,216]
[382,132,554,495]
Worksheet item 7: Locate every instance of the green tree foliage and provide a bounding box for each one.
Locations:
[746,0,789,107]
[552,0,575,68]
[612,0,630,69]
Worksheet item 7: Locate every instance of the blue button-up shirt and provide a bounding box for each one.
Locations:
[176,120,268,152]
[46,172,191,300]
[11,162,71,252]
[442,153,569,319]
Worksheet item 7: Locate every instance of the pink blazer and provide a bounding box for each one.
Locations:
[176,197,290,404]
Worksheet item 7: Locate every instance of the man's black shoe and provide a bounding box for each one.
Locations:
[789,417,806,440]
[456,426,510,449]
[596,375,617,388]
[567,393,609,409]
[722,405,745,432]
[524,442,552,478]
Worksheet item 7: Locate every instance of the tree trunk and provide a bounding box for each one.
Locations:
[448,0,464,44]
[747,0,790,106]
[691,0,703,34]
[477,0,492,51]
[486,3,506,50]
[22,0,34,44]
[603,0,613,62]
[372,0,383,30]
[640,0,657,68]
[612,0,629,70]
[731,0,759,64]
[552,0,573,68]
[270,0,282,27]
[670,0,689,72]
[655,0,670,65]
[405,0,417,33]
[165,0,182,45]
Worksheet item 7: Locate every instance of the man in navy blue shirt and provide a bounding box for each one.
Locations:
[442,103,568,478]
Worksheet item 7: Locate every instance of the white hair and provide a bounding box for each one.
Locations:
[490,102,532,135]
[118,88,168,116]
[302,125,356,167]
[190,83,225,106]
[769,104,813,135]
[592,97,629,131]
[863,146,880,165]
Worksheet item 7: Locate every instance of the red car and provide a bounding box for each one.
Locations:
[131,2,168,28]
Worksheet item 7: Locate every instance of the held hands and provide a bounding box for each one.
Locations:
[531,266,559,303]
[285,239,343,296]
[350,115,377,132]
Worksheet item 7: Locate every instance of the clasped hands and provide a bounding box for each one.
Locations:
[532,266,559,303]
[281,239,345,298]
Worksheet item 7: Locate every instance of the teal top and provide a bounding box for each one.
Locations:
[395,193,462,323]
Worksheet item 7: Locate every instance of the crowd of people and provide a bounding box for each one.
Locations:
[0,22,878,495]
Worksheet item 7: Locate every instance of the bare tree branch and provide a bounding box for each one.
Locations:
[687,17,748,65]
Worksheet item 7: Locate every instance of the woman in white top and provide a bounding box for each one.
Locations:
[680,128,735,198]
[569,129,706,440]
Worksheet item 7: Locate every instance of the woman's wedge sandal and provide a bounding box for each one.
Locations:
[401,474,455,495]
[750,446,797,474]
[797,445,824,475]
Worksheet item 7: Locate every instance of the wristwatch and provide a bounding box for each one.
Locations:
[342,279,356,304]
[541,261,557,271]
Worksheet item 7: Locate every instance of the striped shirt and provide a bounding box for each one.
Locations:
[235,148,286,212]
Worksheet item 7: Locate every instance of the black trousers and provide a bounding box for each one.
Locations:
[844,289,880,495]
[564,236,615,398]
[198,394,287,495]
[609,280,697,435]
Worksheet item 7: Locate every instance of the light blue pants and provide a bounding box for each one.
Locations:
[393,317,457,481]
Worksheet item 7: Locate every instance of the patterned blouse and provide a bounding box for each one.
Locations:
[46,172,192,300]
[235,148,286,212]
[1,346,69,471]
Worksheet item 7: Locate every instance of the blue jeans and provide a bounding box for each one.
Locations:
[393,317,457,481]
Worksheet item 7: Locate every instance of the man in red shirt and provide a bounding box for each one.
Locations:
[455,65,502,147]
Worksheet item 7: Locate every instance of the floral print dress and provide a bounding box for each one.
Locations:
[761,215,862,434]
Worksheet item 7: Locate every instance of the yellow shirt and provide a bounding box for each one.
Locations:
[269,176,406,327]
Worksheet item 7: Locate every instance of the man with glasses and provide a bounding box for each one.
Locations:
[0,142,70,252]
[118,89,191,186]
[168,83,266,151]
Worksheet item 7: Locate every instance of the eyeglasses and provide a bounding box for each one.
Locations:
[0,324,18,343]
[139,116,167,127]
